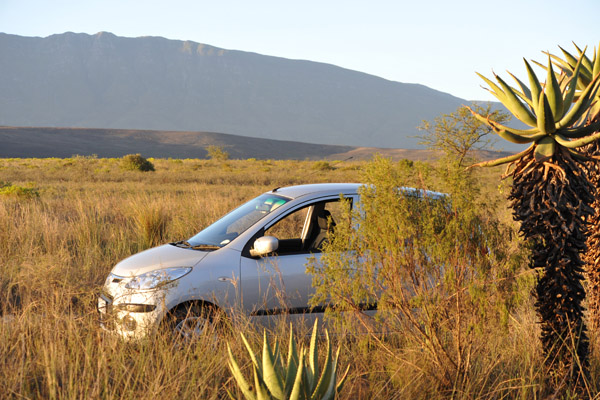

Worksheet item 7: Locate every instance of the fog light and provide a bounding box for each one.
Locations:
[121,315,137,332]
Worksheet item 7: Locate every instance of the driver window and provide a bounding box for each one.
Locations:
[264,206,309,255]
[263,199,350,255]
[266,207,309,240]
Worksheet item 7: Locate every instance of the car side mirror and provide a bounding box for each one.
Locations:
[250,236,279,257]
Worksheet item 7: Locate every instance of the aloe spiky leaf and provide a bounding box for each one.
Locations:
[468,144,534,168]
[558,120,600,139]
[514,90,534,109]
[508,71,533,107]
[335,360,350,395]
[307,319,319,391]
[228,344,258,400]
[310,331,333,400]
[593,45,600,78]
[497,129,547,144]
[557,71,600,129]
[565,45,593,87]
[558,73,570,95]
[284,327,299,396]
[546,57,564,120]
[554,129,600,149]
[574,45,594,73]
[589,100,600,122]
[253,367,271,400]
[524,59,543,116]
[289,350,305,400]
[466,106,541,137]
[559,46,580,70]
[475,72,507,102]
[562,56,584,109]
[319,350,338,400]
[534,137,556,161]
[537,92,556,134]
[546,51,575,72]
[262,332,285,399]
[241,332,262,371]
[467,112,544,144]
[494,73,537,126]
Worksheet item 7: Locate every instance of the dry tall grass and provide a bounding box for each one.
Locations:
[0,157,598,399]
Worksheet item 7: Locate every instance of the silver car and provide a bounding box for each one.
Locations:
[97,183,443,338]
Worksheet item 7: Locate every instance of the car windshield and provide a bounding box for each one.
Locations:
[186,193,290,248]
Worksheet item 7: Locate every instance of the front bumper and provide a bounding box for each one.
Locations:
[97,282,168,339]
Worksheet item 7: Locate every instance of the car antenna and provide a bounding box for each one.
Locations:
[272,187,280,192]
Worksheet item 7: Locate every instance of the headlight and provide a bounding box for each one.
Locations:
[125,267,192,290]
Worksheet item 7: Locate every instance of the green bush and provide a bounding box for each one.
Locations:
[206,145,229,161]
[0,181,39,198]
[119,154,155,172]
[308,156,525,396]
[312,161,334,171]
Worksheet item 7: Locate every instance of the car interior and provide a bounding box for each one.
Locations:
[258,199,344,256]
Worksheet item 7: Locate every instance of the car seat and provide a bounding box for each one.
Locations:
[308,209,335,251]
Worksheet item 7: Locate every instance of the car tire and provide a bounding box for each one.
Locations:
[164,302,220,342]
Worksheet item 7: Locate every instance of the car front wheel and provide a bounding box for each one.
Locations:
[164,302,221,342]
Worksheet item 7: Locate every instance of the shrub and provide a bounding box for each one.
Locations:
[206,145,229,161]
[0,181,39,198]
[312,161,334,171]
[308,156,525,396]
[120,154,155,172]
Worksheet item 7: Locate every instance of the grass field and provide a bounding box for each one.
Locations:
[0,156,598,399]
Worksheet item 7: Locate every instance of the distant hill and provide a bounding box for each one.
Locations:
[0,32,470,149]
[0,126,510,162]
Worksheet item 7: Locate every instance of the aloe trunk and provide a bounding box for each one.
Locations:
[509,147,591,385]
[583,139,600,339]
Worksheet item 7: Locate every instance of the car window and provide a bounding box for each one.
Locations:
[262,198,351,255]
[323,200,346,226]
[188,193,289,247]
[266,206,309,240]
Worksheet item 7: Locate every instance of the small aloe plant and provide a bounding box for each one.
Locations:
[227,320,348,400]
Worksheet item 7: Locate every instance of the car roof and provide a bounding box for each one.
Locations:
[268,183,447,201]
[268,183,362,199]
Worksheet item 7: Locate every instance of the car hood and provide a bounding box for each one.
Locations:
[111,244,209,277]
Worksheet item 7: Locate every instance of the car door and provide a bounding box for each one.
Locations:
[239,197,352,320]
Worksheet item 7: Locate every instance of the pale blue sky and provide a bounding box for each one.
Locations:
[1,0,598,101]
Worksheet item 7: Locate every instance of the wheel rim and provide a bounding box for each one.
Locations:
[174,315,209,340]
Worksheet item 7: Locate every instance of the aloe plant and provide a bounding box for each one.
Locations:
[468,44,600,390]
[227,320,348,400]
[538,43,600,339]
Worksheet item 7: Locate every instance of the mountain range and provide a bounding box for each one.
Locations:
[0,126,509,162]
[0,32,471,150]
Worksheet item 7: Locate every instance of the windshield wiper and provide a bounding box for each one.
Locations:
[171,241,220,251]
[172,240,192,248]
[190,244,221,250]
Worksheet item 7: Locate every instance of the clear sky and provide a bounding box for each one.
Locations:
[1,0,598,101]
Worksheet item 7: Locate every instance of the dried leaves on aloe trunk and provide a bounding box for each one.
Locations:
[509,148,592,385]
